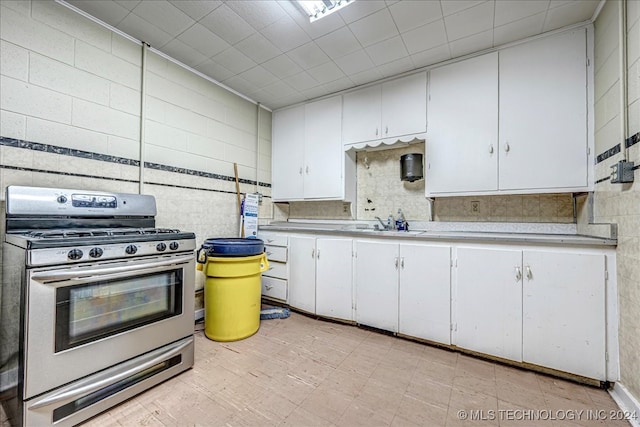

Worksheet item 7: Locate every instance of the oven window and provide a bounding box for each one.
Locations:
[55,269,183,352]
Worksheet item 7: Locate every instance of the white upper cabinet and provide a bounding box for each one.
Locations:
[271,104,305,201]
[499,29,588,191]
[426,27,591,197]
[271,95,355,202]
[343,72,427,147]
[427,52,499,194]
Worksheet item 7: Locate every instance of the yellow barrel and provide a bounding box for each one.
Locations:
[202,253,269,342]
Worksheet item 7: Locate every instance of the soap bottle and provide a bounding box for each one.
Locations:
[387,214,394,230]
[396,209,407,231]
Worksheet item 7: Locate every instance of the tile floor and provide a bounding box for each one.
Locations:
[66,313,632,426]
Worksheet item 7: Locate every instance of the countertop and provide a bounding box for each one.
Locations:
[259,221,617,247]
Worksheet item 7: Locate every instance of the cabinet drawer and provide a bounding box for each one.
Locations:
[265,245,287,262]
[260,233,288,247]
[262,276,287,301]
[264,261,287,279]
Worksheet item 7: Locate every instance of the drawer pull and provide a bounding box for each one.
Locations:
[265,285,273,291]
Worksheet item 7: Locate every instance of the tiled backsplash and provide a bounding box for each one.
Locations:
[287,144,575,223]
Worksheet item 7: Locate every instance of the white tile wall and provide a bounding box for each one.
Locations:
[590,0,640,403]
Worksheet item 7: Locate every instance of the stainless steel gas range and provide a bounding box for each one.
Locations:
[0,186,196,426]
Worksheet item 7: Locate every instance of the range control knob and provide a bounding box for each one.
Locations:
[57,195,67,204]
[125,245,138,255]
[156,243,167,252]
[169,242,179,250]
[67,249,83,260]
[89,247,103,258]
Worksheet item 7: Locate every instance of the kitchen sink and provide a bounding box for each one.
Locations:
[340,227,424,236]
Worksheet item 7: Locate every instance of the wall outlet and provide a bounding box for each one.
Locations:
[343,203,350,214]
[471,201,480,213]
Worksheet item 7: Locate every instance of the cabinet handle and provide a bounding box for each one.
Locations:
[376,127,379,136]
[400,257,404,268]
[305,166,309,174]
[489,144,494,154]
[385,126,388,135]
[266,251,272,256]
[311,249,315,258]
[317,249,320,259]
[395,257,399,269]
[265,285,273,290]
[504,141,510,152]
[515,266,522,282]
[525,265,532,280]
[299,167,303,175]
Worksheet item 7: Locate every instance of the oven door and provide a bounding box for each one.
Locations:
[24,253,195,399]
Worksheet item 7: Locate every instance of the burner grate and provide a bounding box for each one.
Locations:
[24,228,182,239]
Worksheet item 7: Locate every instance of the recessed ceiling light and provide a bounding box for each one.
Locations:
[296,0,354,22]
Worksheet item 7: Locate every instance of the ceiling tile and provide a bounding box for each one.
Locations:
[238,65,279,87]
[287,41,331,69]
[315,26,361,59]
[200,4,255,45]
[348,68,383,85]
[169,0,222,21]
[401,19,447,54]
[440,0,484,17]
[494,0,550,27]
[287,71,320,91]
[131,0,195,37]
[389,0,443,32]
[543,1,599,32]
[410,43,451,68]
[348,8,399,47]
[334,49,375,75]
[338,0,387,24]
[301,85,329,100]
[67,0,130,26]
[114,1,141,11]
[260,80,298,98]
[448,28,493,57]
[444,1,495,41]
[235,33,282,64]
[211,47,257,74]
[161,38,208,67]
[226,1,287,30]
[261,15,310,52]
[194,59,234,82]
[493,12,546,47]
[376,56,415,78]
[177,23,230,58]
[268,93,306,109]
[117,13,173,47]
[307,61,346,84]
[365,35,408,66]
[261,54,303,78]
[223,75,261,96]
[323,77,354,94]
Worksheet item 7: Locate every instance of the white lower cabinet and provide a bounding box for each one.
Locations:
[398,244,452,345]
[260,232,289,303]
[355,240,451,340]
[289,235,353,318]
[355,240,399,332]
[454,246,607,380]
[315,238,354,321]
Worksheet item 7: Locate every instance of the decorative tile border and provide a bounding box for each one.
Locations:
[0,136,271,190]
[625,131,640,149]
[596,144,621,164]
[594,132,640,184]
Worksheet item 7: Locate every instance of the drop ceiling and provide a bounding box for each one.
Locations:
[64,0,600,110]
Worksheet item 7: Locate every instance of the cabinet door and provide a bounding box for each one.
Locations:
[288,236,316,313]
[427,53,498,194]
[355,240,398,332]
[499,29,588,191]
[381,72,427,139]
[523,250,605,380]
[342,85,381,144]
[316,238,353,321]
[271,105,305,200]
[304,96,343,199]
[399,244,451,344]
[455,247,522,362]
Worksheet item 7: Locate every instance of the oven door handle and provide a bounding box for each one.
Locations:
[28,337,192,410]
[30,255,194,284]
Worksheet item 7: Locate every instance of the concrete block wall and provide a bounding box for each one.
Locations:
[0,1,273,300]
[592,0,640,405]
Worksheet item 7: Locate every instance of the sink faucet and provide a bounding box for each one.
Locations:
[374,216,393,231]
